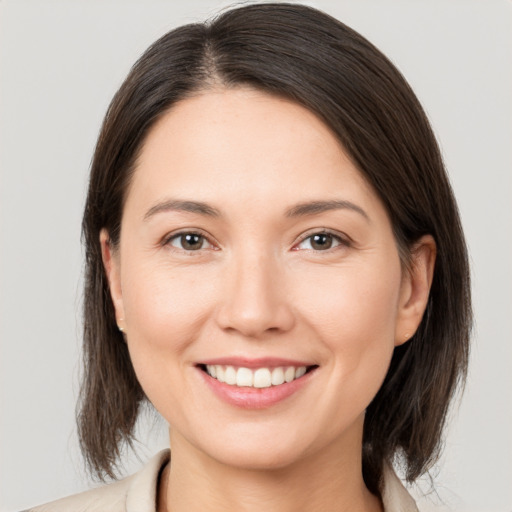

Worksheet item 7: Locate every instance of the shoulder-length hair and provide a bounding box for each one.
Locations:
[79,2,471,496]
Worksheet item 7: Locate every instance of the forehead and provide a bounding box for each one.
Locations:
[126,87,381,217]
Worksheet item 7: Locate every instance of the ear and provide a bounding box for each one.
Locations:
[395,235,436,346]
[100,228,126,332]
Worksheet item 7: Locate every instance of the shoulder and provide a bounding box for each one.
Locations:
[26,476,134,512]
[25,450,170,512]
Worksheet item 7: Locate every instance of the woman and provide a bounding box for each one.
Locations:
[28,3,471,511]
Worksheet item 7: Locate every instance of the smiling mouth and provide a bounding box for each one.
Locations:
[198,364,318,388]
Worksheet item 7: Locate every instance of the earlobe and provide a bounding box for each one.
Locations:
[395,235,436,346]
[100,229,125,330]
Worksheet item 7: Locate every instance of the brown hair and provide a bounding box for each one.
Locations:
[79,2,471,496]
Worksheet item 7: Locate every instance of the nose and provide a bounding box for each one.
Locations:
[215,250,295,338]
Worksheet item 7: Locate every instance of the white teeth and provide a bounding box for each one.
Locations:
[236,367,253,387]
[224,366,237,385]
[253,368,272,388]
[271,367,285,385]
[205,364,309,388]
[284,366,295,383]
[216,365,225,383]
[295,366,306,378]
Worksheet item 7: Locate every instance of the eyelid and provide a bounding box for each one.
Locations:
[161,228,219,251]
[160,227,351,252]
[292,228,352,251]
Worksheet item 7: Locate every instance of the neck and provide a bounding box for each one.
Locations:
[159,419,382,512]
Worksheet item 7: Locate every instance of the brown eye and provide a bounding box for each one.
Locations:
[169,232,208,251]
[296,232,344,251]
[310,233,333,250]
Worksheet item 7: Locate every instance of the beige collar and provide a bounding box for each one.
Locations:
[126,450,418,512]
[381,463,419,511]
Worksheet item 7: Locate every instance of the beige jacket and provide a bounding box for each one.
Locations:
[28,450,418,512]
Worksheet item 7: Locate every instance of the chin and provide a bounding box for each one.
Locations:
[185,421,333,472]
[210,442,307,471]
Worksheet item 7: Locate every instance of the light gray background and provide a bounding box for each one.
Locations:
[1,1,511,511]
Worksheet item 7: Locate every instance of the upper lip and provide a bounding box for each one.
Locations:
[196,357,316,369]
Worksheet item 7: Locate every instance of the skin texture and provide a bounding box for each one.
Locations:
[101,87,435,512]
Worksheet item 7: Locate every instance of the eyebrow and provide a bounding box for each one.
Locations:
[143,199,221,220]
[285,200,369,221]
[143,198,369,222]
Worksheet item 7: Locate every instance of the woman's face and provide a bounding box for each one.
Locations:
[102,87,430,470]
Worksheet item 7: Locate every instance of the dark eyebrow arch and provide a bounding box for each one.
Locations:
[285,200,369,221]
[143,199,221,220]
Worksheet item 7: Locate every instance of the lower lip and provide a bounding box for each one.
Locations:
[198,368,315,409]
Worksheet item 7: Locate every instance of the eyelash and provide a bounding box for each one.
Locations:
[163,230,216,253]
[162,229,351,253]
[293,229,351,252]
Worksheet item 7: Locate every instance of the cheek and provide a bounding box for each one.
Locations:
[293,261,401,387]
[119,260,222,424]
[294,265,402,439]
[296,261,401,335]
[122,260,215,347]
